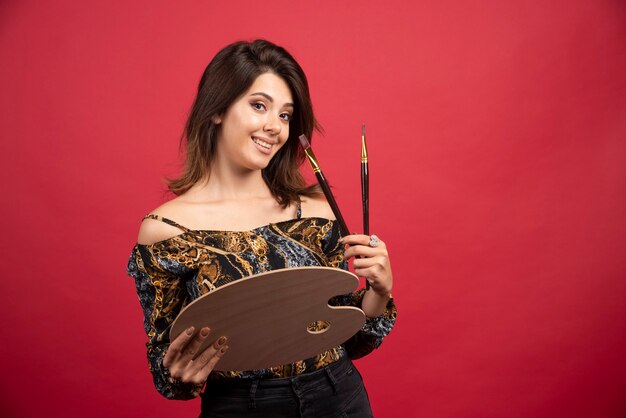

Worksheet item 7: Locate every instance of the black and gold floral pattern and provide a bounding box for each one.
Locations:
[127,216,397,400]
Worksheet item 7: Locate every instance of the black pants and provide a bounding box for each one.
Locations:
[200,357,373,417]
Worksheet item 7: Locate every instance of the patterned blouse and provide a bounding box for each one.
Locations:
[127,207,397,400]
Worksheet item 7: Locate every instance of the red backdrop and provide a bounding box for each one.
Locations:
[1,1,625,417]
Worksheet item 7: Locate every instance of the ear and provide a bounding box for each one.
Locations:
[212,115,222,125]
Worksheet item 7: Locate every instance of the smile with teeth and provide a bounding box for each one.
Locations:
[252,137,272,149]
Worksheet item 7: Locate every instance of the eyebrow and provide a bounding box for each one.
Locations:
[250,92,294,108]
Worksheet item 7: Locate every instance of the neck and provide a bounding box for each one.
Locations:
[190,162,272,203]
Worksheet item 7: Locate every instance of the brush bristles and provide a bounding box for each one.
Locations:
[298,134,311,149]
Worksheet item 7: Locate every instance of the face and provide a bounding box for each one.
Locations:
[214,72,294,173]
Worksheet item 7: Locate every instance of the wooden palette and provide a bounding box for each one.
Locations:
[170,266,366,371]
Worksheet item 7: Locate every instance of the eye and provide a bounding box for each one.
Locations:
[251,102,266,111]
[279,112,292,122]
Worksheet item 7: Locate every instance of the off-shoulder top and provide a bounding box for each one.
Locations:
[126,206,397,400]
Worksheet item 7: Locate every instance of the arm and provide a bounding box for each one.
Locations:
[127,244,203,399]
[329,289,397,360]
[127,244,228,399]
[322,226,397,360]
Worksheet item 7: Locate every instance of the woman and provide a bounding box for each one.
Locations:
[127,39,396,417]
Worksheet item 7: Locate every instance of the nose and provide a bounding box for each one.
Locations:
[263,113,281,136]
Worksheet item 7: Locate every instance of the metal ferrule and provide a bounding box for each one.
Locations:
[361,135,368,163]
[304,148,321,173]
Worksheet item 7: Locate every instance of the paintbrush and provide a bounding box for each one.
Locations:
[361,124,369,237]
[361,125,371,290]
[298,134,350,237]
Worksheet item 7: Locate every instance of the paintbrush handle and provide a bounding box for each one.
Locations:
[361,124,371,290]
[361,162,369,236]
[361,162,371,290]
[315,171,350,237]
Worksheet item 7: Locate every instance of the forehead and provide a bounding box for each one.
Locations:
[245,73,293,103]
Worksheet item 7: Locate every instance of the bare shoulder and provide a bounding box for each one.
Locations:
[300,194,335,220]
[137,198,189,245]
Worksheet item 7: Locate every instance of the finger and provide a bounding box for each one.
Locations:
[354,263,390,281]
[339,234,370,246]
[354,267,382,280]
[164,326,196,368]
[352,256,387,271]
[191,336,228,370]
[178,327,211,364]
[355,268,391,290]
[340,234,386,249]
[344,245,385,259]
[354,263,392,283]
[193,344,229,384]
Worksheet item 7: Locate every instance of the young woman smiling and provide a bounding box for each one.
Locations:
[127,39,397,417]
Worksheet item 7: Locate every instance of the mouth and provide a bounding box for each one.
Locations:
[252,136,274,154]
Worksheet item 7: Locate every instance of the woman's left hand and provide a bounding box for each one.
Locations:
[340,234,393,297]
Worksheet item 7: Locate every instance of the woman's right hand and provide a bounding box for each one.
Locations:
[163,326,229,385]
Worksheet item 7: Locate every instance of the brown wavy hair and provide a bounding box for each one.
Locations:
[167,39,321,206]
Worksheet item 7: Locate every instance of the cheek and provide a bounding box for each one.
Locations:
[273,140,290,158]
[278,134,290,151]
[280,125,290,143]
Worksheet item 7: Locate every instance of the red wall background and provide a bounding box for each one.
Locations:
[1,1,625,417]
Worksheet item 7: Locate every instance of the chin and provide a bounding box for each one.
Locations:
[245,159,272,172]
[244,149,281,171]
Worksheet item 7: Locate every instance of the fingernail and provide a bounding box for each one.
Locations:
[220,345,229,354]
[217,336,227,345]
[200,327,210,337]
[186,326,195,335]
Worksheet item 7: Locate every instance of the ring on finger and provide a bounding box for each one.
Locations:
[369,234,381,248]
